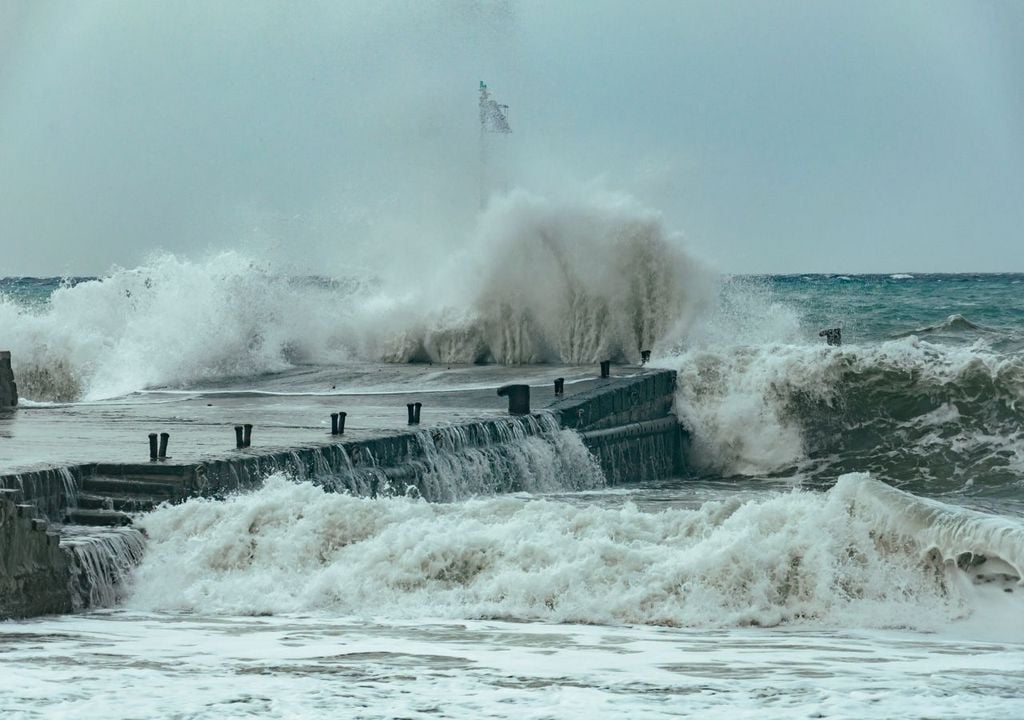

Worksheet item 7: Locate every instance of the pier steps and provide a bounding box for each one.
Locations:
[64,508,133,527]
[80,476,184,499]
[76,492,166,513]
[65,474,187,526]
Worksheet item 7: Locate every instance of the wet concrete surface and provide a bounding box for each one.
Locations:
[0,364,633,474]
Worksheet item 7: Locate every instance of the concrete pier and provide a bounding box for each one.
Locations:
[0,364,684,619]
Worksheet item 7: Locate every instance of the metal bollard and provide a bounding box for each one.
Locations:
[554,377,564,396]
[600,360,611,378]
[331,413,339,435]
[337,411,347,434]
[234,425,244,449]
[243,424,253,448]
[497,384,530,415]
[413,402,422,424]
[149,433,158,461]
[641,350,651,365]
[158,432,169,459]
[407,403,418,425]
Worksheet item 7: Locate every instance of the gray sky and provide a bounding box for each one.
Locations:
[1,0,1022,276]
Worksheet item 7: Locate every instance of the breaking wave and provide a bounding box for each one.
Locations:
[1,190,707,401]
[126,473,1024,630]
[668,336,1024,488]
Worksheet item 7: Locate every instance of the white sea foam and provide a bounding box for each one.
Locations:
[4,614,1023,720]
[126,473,1022,630]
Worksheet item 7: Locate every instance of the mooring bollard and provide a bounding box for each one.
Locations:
[158,432,169,459]
[554,377,564,396]
[600,360,611,378]
[497,384,530,415]
[407,403,418,425]
[149,433,158,461]
[641,350,651,365]
[331,413,339,435]
[337,411,347,434]
[0,350,18,408]
[234,425,244,449]
[243,424,253,447]
[819,328,842,346]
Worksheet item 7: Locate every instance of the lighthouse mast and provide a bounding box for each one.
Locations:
[479,81,511,210]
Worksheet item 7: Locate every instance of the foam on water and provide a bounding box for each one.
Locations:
[126,473,1023,631]
[3,614,1023,720]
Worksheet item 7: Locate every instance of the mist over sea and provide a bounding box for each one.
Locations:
[2,193,1024,717]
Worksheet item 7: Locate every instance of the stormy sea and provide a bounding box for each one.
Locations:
[2,197,1024,718]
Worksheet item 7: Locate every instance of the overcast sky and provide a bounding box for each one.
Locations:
[1,0,1022,276]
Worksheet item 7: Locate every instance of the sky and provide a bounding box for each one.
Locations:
[1,0,1022,276]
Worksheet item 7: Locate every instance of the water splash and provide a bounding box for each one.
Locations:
[127,473,1020,628]
[2,191,708,400]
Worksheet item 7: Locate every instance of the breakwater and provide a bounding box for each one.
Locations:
[1,368,683,618]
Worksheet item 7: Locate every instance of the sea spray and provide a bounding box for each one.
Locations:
[390,190,712,365]
[126,473,1020,629]
[0,252,357,400]
[2,191,709,400]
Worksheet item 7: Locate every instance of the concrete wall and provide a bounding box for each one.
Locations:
[195,415,570,500]
[580,416,684,485]
[0,351,17,408]
[550,371,676,431]
[0,490,71,618]
[0,466,87,522]
[0,489,147,619]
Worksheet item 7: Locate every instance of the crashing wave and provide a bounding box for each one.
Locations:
[1,191,708,401]
[665,337,1024,483]
[126,473,1022,629]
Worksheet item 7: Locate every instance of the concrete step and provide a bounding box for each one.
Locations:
[82,476,183,497]
[76,492,165,513]
[64,508,133,527]
[94,463,193,482]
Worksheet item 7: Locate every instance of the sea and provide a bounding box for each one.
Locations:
[1,209,1023,719]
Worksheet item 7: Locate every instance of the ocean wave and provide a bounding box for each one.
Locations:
[890,313,992,339]
[126,473,1021,629]
[1,191,708,400]
[666,337,1024,484]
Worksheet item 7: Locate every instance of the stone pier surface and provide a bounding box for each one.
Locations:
[1,363,684,618]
